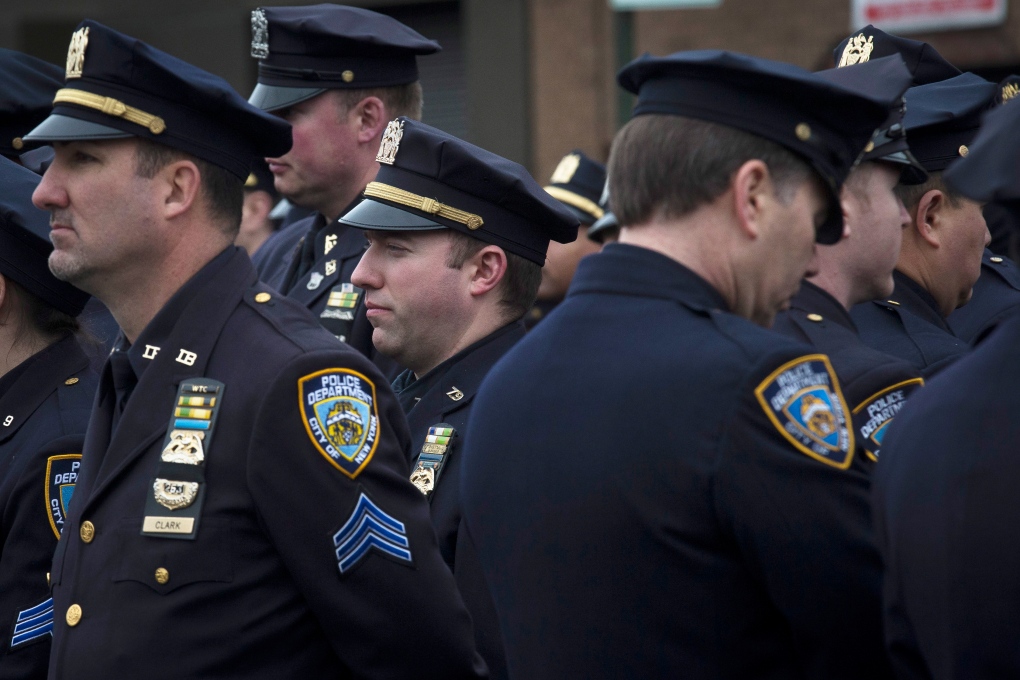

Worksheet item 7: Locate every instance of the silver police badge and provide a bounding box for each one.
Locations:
[160,430,205,465]
[376,120,404,165]
[251,9,269,59]
[153,478,199,511]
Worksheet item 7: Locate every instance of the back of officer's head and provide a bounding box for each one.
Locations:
[609,115,813,228]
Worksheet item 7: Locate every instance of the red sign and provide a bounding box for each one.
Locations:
[852,0,1007,32]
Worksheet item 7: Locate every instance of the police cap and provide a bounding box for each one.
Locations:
[0,49,63,159]
[618,50,902,244]
[0,156,89,316]
[818,55,926,184]
[24,20,291,180]
[248,4,441,112]
[903,73,997,173]
[944,93,1020,205]
[338,117,579,265]
[833,25,961,85]
[544,151,606,226]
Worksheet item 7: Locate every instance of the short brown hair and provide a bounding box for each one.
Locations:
[446,231,541,321]
[134,139,243,235]
[894,171,962,214]
[335,82,424,121]
[608,115,814,227]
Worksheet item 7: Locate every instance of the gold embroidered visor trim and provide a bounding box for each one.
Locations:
[543,186,605,220]
[53,89,166,135]
[364,181,484,230]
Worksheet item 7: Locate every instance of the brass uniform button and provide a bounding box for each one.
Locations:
[806,313,824,322]
[80,521,95,543]
[66,604,82,627]
[341,70,354,82]
[154,568,169,585]
[11,137,23,150]
[991,256,1004,263]
[795,123,811,141]
[959,144,969,157]
[65,377,80,385]
[254,292,272,303]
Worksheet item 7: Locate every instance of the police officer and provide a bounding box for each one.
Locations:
[25,21,485,679]
[248,5,440,378]
[0,157,95,680]
[773,55,924,467]
[526,150,605,327]
[343,117,578,678]
[235,159,280,257]
[0,49,62,166]
[945,76,1020,344]
[874,97,1020,678]
[461,50,902,678]
[850,73,995,376]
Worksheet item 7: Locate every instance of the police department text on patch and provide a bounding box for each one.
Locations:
[300,369,380,478]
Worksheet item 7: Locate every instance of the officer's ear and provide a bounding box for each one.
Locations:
[913,189,945,248]
[160,159,202,222]
[732,159,771,240]
[464,245,508,299]
[351,96,389,145]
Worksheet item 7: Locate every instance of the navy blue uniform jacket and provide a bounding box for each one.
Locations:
[947,249,1020,344]
[852,270,969,378]
[253,210,401,379]
[394,322,524,680]
[773,281,923,464]
[874,311,1020,679]
[0,336,97,679]
[461,243,892,679]
[46,248,485,679]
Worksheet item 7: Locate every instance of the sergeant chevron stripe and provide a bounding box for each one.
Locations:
[333,493,413,574]
[11,597,54,647]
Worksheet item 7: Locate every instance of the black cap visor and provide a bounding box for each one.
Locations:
[338,198,447,231]
[248,84,326,112]
[24,113,132,142]
[587,212,619,243]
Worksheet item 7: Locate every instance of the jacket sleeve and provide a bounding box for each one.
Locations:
[714,351,892,680]
[0,434,84,680]
[247,348,487,679]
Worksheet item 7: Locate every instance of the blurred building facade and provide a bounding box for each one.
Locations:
[3,0,1018,181]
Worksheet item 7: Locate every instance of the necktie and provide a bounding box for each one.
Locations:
[108,349,137,434]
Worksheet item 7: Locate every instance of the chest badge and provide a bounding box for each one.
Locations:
[142,378,225,539]
[307,272,324,290]
[411,424,455,498]
[446,386,464,401]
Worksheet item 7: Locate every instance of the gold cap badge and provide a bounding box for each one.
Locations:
[550,153,581,184]
[376,120,404,165]
[1002,82,1020,104]
[66,27,89,79]
[342,70,354,83]
[838,33,874,68]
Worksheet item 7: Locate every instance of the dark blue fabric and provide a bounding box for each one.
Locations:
[0,49,62,157]
[852,270,969,378]
[0,335,97,679]
[874,309,1020,678]
[461,243,891,679]
[45,248,485,679]
[948,249,1020,344]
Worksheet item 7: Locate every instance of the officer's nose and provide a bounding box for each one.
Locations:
[351,245,380,291]
[32,166,68,212]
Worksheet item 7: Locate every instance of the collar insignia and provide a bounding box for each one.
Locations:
[446,386,464,401]
[1003,82,1020,103]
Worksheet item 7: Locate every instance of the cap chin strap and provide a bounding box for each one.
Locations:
[364,181,484,230]
[54,89,166,135]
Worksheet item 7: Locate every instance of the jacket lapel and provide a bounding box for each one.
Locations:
[286,223,367,308]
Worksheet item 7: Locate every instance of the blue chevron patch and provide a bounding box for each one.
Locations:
[333,493,413,574]
[11,597,53,648]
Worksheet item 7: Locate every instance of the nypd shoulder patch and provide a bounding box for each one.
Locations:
[333,492,413,575]
[852,378,924,462]
[754,354,854,469]
[10,597,53,648]
[45,454,81,539]
[299,369,379,479]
